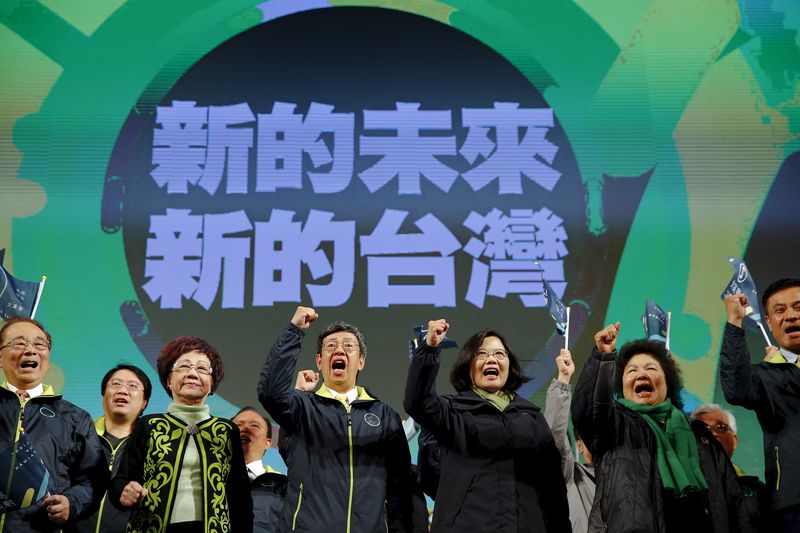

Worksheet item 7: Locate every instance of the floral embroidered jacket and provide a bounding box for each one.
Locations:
[109,413,252,533]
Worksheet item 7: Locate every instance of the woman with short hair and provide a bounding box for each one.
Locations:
[571,323,752,533]
[110,336,252,533]
[404,319,571,533]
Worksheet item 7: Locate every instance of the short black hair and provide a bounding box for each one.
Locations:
[316,321,367,358]
[233,406,273,439]
[762,278,800,314]
[101,364,153,402]
[615,339,684,410]
[449,329,530,393]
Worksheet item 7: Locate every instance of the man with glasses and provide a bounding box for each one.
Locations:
[72,364,152,532]
[0,317,107,532]
[258,306,413,533]
[690,403,768,531]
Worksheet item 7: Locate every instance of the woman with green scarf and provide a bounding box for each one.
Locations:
[571,323,752,533]
[404,319,571,533]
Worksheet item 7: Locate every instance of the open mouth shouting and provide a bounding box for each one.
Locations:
[19,357,40,372]
[633,380,654,399]
[331,356,348,378]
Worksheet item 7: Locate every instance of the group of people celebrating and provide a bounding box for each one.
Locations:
[1,276,799,533]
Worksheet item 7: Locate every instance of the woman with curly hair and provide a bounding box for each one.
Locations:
[571,323,751,533]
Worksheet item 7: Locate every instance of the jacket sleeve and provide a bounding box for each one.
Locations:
[571,348,617,460]
[544,379,575,484]
[403,342,454,440]
[719,322,766,411]
[536,421,574,533]
[257,323,307,431]
[61,408,109,521]
[416,427,440,500]
[227,422,254,533]
[385,410,414,533]
[108,417,148,510]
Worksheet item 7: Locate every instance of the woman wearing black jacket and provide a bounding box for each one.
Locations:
[571,323,752,533]
[404,318,571,533]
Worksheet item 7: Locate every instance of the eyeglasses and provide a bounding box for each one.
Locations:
[705,422,732,434]
[172,362,213,375]
[322,341,358,354]
[475,350,508,361]
[107,379,142,392]
[0,338,50,353]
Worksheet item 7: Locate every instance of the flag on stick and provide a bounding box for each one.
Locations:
[720,257,771,345]
[642,300,669,347]
[542,277,570,348]
[0,250,44,322]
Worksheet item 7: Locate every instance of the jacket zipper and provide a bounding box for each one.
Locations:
[95,435,126,533]
[775,445,781,491]
[292,482,304,530]
[346,408,354,533]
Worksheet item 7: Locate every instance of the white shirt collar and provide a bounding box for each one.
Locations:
[7,382,44,399]
[338,387,358,404]
[780,348,799,364]
[246,460,266,481]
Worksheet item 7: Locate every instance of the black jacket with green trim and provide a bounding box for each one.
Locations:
[68,416,132,533]
[720,321,800,513]
[108,412,253,533]
[258,323,413,533]
[0,384,107,533]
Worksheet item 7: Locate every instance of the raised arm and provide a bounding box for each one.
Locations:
[257,306,318,430]
[719,294,765,409]
[384,410,414,533]
[571,323,620,459]
[544,348,576,484]
[403,319,455,440]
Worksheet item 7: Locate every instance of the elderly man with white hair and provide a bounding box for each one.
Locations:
[690,403,768,532]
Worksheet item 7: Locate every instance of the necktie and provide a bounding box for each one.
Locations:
[16,389,29,404]
[335,393,349,406]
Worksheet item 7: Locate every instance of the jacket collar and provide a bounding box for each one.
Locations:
[316,383,376,402]
[453,388,539,412]
[765,347,800,365]
[1,381,58,398]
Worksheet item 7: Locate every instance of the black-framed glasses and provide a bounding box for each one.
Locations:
[0,338,50,353]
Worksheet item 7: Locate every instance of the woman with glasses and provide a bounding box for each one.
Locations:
[571,324,751,533]
[110,336,252,532]
[404,319,571,533]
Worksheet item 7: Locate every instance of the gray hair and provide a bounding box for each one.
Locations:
[689,403,738,434]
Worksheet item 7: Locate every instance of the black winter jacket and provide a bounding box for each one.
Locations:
[572,348,752,533]
[720,321,800,512]
[404,343,571,533]
[0,385,107,533]
[251,469,286,533]
[68,417,132,533]
[258,323,413,533]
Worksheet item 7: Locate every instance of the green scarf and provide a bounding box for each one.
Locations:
[617,397,708,497]
[472,386,514,412]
